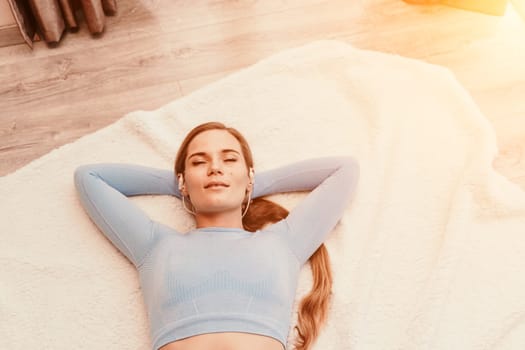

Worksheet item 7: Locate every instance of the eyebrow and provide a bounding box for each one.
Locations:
[187,149,241,159]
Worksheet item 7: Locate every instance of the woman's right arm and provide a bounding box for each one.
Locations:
[74,163,180,267]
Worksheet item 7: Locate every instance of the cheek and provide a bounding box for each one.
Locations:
[229,166,249,184]
[182,170,204,192]
[231,172,250,195]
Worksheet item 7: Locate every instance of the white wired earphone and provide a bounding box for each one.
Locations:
[178,174,196,215]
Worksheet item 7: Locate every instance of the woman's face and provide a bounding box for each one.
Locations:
[182,129,252,215]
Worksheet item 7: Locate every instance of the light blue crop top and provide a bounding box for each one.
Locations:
[74,157,359,349]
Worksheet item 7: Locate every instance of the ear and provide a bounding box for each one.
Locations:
[247,168,255,190]
[177,174,187,195]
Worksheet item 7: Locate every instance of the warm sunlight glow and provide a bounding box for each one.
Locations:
[510,0,525,19]
[505,1,525,22]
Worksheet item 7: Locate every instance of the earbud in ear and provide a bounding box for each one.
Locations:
[248,168,255,188]
[177,174,184,190]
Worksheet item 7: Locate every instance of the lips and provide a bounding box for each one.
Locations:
[204,181,229,189]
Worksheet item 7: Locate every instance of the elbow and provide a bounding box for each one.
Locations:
[345,156,359,167]
[73,165,96,192]
[343,156,360,188]
[73,166,87,193]
[343,156,360,174]
[351,157,360,176]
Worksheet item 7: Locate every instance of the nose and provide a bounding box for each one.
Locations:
[207,159,223,175]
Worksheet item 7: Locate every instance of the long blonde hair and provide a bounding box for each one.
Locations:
[175,122,332,349]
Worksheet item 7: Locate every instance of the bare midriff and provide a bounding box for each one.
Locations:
[159,332,285,350]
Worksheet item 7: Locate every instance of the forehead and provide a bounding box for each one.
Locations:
[187,129,243,155]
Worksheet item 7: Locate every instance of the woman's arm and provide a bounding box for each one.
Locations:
[74,163,181,267]
[255,157,360,264]
[253,157,358,197]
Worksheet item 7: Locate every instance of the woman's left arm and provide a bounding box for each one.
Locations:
[253,157,360,264]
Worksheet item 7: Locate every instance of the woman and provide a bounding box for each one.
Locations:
[74,122,359,350]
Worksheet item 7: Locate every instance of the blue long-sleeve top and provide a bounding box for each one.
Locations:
[74,157,359,349]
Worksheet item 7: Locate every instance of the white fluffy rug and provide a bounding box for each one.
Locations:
[2,40,525,350]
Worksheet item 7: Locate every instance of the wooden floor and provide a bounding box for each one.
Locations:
[1,0,524,190]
